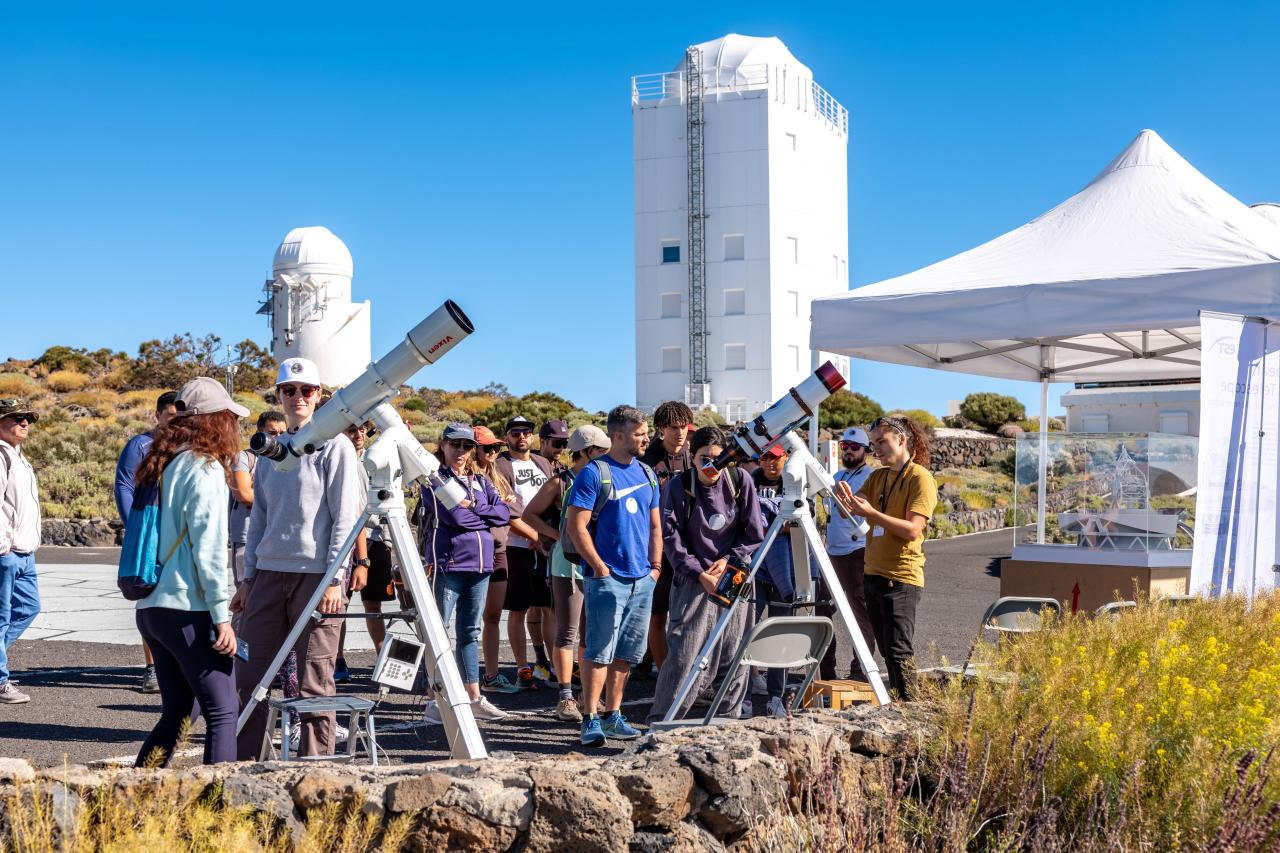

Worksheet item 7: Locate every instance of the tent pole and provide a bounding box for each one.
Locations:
[1036,377,1049,544]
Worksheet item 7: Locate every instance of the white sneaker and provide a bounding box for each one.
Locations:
[750,673,768,695]
[422,699,443,726]
[0,681,30,704]
[334,724,349,742]
[766,695,788,718]
[471,696,508,721]
[288,724,301,752]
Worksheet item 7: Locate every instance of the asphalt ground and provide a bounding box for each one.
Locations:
[0,531,1004,768]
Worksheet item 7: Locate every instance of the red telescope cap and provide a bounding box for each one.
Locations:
[815,360,846,393]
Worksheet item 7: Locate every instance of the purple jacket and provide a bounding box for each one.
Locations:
[419,470,510,573]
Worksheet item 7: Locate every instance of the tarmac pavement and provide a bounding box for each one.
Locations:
[0,532,1004,768]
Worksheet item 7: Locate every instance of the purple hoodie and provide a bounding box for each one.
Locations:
[418,470,510,573]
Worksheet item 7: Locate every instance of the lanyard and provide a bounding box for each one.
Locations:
[878,463,911,513]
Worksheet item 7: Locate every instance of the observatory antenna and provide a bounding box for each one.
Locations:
[684,44,710,408]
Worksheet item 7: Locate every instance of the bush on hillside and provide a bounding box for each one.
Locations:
[819,389,884,430]
[477,391,579,433]
[693,409,726,428]
[46,370,91,392]
[889,408,941,430]
[0,373,35,396]
[959,392,1026,432]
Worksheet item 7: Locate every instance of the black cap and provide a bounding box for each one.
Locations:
[539,419,570,440]
[504,415,535,433]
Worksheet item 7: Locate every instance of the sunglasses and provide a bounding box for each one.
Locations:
[445,439,477,451]
[546,439,568,450]
[869,417,906,435]
[476,443,501,453]
[507,428,533,437]
[840,441,868,450]
[279,384,320,398]
[3,415,32,425]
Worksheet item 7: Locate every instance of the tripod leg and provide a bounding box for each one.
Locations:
[384,512,488,760]
[798,514,891,706]
[236,507,371,737]
[662,513,786,723]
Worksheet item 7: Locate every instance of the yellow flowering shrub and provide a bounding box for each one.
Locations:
[925,593,1280,843]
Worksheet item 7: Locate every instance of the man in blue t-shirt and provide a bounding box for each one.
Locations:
[565,405,661,747]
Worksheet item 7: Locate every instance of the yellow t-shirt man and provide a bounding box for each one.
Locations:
[856,463,938,587]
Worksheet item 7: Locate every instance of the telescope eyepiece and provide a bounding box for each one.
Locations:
[249,430,290,463]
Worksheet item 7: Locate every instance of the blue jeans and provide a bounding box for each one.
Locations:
[0,551,39,685]
[434,571,489,685]
[583,572,655,665]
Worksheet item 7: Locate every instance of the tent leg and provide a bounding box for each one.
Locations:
[1036,379,1049,544]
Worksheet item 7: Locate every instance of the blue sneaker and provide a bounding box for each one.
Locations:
[601,710,642,740]
[580,716,607,747]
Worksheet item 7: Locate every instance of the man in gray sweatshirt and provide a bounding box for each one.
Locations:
[231,358,364,759]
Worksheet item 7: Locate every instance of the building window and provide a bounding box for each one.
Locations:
[725,343,747,371]
[660,292,681,319]
[724,234,744,261]
[1159,410,1190,435]
[1081,413,1110,433]
[787,236,799,263]
[785,132,797,151]
[724,288,745,316]
[787,290,800,318]
[788,345,801,372]
[661,346,682,373]
[661,240,681,264]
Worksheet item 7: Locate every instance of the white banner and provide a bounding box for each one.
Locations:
[1191,312,1280,598]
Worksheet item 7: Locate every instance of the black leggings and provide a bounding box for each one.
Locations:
[135,607,238,766]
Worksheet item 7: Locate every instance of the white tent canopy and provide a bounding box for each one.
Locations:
[810,130,1280,383]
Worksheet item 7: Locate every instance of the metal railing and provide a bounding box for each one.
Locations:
[632,63,849,137]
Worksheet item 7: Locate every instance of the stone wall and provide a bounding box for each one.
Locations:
[41,517,123,547]
[0,705,936,851]
[929,429,1013,470]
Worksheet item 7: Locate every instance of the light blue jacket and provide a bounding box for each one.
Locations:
[136,450,234,624]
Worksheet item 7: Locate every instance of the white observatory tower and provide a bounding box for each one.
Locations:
[260,226,372,387]
[632,34,850,420]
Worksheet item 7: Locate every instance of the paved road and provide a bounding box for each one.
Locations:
[1,532,1004,768]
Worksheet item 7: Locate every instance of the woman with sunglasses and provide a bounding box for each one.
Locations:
[470,425,541,695]
[833,415,936,701]
[231,358,364,759]
[419,423,511,724]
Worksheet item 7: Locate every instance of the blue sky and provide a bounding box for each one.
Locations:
[4,2,1277,417]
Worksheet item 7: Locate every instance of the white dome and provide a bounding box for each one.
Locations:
[1252,203,1280,228]
[676,33,812,80]
[272,226,353,278]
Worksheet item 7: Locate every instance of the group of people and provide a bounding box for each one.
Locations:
[0,361,938,760]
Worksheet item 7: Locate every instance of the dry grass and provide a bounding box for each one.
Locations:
[46,369,91,392]
[0,372,35,396]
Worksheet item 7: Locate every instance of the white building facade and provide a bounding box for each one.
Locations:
[1061,383,1201,436]
[263,226,371,387]
[632,34,850,421]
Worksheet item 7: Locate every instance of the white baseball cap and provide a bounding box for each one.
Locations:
[276,357,321,386]
[841,427,870,446]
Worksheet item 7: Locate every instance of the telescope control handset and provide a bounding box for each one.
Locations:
[711,361,846,470]
[249,300,475,472]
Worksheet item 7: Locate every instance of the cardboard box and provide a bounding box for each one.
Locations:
[999,558,1190,613]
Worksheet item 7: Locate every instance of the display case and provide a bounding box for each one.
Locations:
[1011,432,1198,567]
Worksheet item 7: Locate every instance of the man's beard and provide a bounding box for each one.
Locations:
[843,454,863,469]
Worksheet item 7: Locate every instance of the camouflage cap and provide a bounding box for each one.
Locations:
[0,398,38,422]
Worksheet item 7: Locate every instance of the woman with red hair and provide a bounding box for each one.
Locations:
[133,377,248,766]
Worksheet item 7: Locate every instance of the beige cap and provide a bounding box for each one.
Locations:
[175,377,250,418]
[567,424,610,452]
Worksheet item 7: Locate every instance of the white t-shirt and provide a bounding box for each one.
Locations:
[825,463,873,556]
[506,457,548,549]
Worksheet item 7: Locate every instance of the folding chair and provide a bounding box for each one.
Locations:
[960,596,1062,672]
[1157,594,1197,605]
[1094,600,1137,619]
[650,616,834,731]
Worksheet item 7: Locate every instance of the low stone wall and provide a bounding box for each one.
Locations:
[929,430,1012,470]
[0,705,936,851]
[41,517,123,547]
[944,507,1008,534]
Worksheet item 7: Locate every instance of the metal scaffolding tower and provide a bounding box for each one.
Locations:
[684,45,710,408]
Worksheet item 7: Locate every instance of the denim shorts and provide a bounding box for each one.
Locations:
[583,571,655,665]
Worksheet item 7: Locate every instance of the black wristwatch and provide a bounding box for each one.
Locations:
[355,558,371,568]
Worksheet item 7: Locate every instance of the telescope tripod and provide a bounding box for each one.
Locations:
[235,407,488,760]
[662,432,891,721]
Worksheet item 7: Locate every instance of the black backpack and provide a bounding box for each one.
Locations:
[679,466,750,532]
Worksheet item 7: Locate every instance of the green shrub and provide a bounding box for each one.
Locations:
[957,489,993,510]
[401,397,427,413]
[818,389,883,431]
[959,392,1026,432]
[889,408,941,429]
